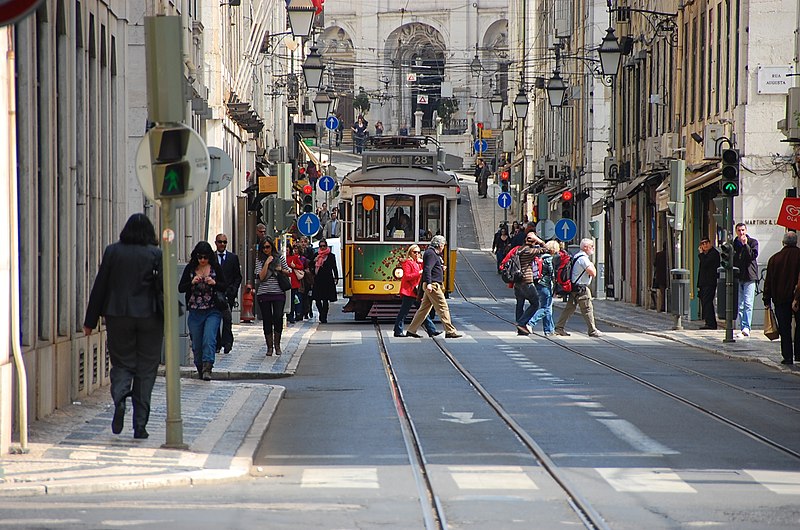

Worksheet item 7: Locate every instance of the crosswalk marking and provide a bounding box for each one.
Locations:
[448,466,538,490]
[596,468,697,493]
[744,470,800,494]
[301,468,379,489]
[598,419,679,455]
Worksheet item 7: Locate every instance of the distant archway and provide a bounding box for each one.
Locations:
[319,26,356,122]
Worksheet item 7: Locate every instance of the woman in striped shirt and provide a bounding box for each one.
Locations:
[255,236,291,355]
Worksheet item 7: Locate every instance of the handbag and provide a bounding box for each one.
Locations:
[294,268,306,281]
[277,271,292,292]
[214,291,229,311]
[764,306,779,340]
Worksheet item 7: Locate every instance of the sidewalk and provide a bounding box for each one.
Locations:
[0,319,316,497]
[460,176,795,375]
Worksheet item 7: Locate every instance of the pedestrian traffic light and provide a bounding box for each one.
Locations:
[149,126,191,198]
[720,240,733,269]
[720,148,740,197]
[500,170,510,192]
[302,184,314,213]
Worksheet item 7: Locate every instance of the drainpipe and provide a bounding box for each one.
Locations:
[5,29,28,453]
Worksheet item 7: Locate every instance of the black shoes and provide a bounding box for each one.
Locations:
[202,362,213,381]
[112,401,125,434]
[427,330,442,337]
[394,332,405,337]
[515,325,530,336]
[781,360,794,365]
[405,331,422,338]
[445,333,463,339]
[133,427,149,439]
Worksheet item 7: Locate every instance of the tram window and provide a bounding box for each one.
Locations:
[355,194,380,240]
[384,194,414,241]
[419,195,443,240]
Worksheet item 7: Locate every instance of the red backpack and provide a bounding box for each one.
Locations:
[552,249,577,295]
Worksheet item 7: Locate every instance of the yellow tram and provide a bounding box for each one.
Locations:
[340,137,460,320]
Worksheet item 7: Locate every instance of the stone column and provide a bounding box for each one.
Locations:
[414,110,423,136]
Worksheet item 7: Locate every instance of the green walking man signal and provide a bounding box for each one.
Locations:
[720,148,740,197]
[149,126,191,198]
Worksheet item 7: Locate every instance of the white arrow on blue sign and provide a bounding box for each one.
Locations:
[474,139,488,153]
[318,175,335,192]
[298,213,321,236]
[325,116,340,131]
[554,218,577,242]
[497,192,512,209]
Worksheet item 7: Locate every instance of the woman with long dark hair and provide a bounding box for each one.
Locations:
[83,213,162,439]
[179,241,227,380]
[312,238,339,323]
[255,236,291,355]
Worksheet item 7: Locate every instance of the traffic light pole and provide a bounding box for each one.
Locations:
[724,197,735,343]
[160,198,187,448]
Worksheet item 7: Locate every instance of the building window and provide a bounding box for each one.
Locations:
[355,194,380,240]
[384,194,414,241]
[418,195,443,240]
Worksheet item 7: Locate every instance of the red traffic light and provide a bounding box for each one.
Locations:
[476,122,484,129]
[500,171,510,181]
[302,184,313,195]
[299,167,306,175]
[561,190,574,202]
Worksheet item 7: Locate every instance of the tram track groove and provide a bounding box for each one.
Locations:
[454,248,800,464]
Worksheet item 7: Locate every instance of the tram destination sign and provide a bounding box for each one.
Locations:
[363,152,436,171]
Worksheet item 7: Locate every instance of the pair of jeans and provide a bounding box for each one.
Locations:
[187,308,223,367]
[514,282,540,327]
[528,283,554,333]
[737,280,756,330]
[773,302,800,362]
[288,288,304,322]
[394,295,437,336]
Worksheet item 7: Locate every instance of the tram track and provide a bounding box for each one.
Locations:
[373,320,610,530]
[454,249,800,463]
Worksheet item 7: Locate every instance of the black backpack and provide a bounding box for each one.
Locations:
[501,249,523,284]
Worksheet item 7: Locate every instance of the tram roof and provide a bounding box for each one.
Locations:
[341,165,458,187]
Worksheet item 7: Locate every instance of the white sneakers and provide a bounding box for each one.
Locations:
[741,328,750,337]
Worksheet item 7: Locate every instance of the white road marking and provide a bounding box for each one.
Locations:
[301,467,379,489]
[744,470,800,494]
[588,411,618,418]
[330,331,364,344]
[449,466,538,490]
[599,419,679,454]
[596,468,697,493]
[441,412,491,424]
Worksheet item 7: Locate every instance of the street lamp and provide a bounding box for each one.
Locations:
[313,91,332,121]
[513,88,529,120]
[286,0,316,39]
[490,92,504,118]
[597,27,623,77]
[302,45,324,89]
[546,70,568,108]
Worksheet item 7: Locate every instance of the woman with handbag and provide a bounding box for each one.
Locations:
[393,244,439,337]
[312,239,339,323]
[287,244,308,324]
[178,241,227,381]
[83,213,163,439]
[255,236,292,355]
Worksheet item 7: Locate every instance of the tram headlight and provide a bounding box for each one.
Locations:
[393,267,404,279]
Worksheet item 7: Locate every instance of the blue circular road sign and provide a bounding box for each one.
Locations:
[497,192,512,209]
[298,213,321,236]
[474,139,488,153]
[318,175,335,192]
[325,116,340,131]
[554,218,577,242]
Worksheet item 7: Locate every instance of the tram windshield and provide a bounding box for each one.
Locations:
[355,194,380,240]
[418,195,443,241]
[384,194,414,241]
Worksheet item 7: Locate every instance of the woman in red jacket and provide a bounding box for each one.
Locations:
[393,244,439,337]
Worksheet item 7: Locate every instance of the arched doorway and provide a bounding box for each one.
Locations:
[318,26,355,124]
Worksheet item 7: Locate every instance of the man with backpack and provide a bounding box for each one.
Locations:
[511,231,546,335]
[555,238,601,337]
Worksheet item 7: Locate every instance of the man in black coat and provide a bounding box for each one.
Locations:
[215,233,242,353]
[697,238,721,329]
[766,231,800,364]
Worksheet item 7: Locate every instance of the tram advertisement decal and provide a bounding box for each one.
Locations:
[352,244,414,281]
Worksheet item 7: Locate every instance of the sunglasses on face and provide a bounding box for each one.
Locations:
[319,244,327,248]
[198,255,209,260]
[215,240,227,244]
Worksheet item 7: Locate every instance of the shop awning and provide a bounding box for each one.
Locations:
[614,174,649,199]
[591,198,605,217]
[685,167,721,195]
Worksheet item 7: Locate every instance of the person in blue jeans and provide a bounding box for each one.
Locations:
[528,240,560,335]
[733,223,759,337]
[179,241,226,381]
[394,244,439,337]
[512,231,546,335]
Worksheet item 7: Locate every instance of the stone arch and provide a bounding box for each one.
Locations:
[318,26,356,123]
[480,19,510,98]
[384,23,448,130]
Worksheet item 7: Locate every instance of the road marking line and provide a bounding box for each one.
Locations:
[596,468,696,493]
[598,419,679,454]
[449,466,538,490]
[743,470,800,494]
[301,467,379,489]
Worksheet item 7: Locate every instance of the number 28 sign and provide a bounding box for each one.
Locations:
[777,198,800,230]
